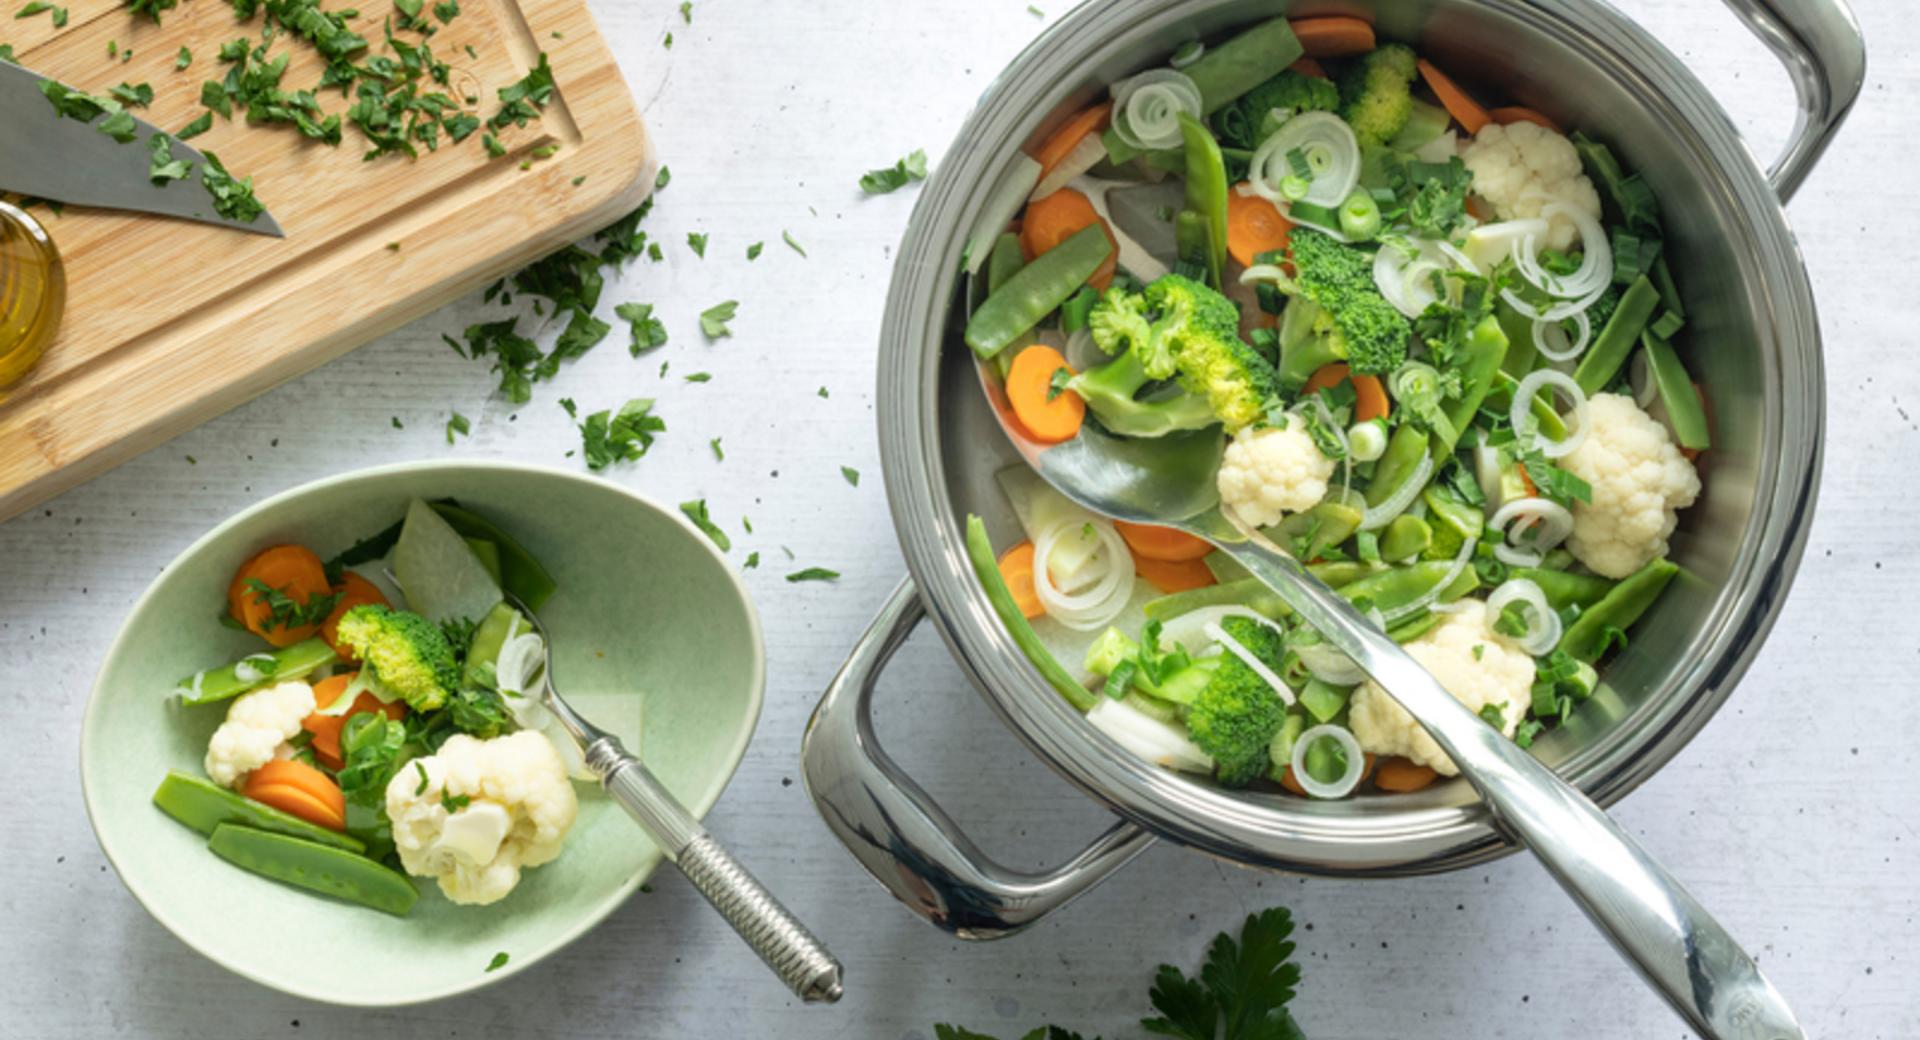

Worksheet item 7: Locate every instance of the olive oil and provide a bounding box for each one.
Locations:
[0,201,63,391]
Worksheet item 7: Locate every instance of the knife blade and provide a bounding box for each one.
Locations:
[0,59,283,237]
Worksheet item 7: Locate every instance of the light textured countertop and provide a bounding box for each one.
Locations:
[4,1,1916,1037]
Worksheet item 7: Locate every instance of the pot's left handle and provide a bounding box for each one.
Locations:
[801,578,1155,940]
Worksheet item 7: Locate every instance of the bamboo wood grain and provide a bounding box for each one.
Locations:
[0,0,652,520]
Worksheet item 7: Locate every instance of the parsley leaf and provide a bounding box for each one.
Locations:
[678,0,691,21]
[413,761,429,795]
[176,46,192,69]
[486,951,509,972]
[489,52,554,131]
[1141,908,1303,1040]
[745,241,763,260]
[110,82,153,108]
[125,0,173,22]
[241,579,341,632]
[858,148,929,195]
[445,411,470,443]
[1478,703,1508,727]
[200,151,265,223]
[840,465,859,487]
[177,111,213,140]
[782,229,807,257]
[699,300,737,339]
[146,134,192,186]
[679,499,731,551]
[614,302,668,355]
[709,437,723,461]
[686,231,708,257]
[785,567,839,583]
[572,398,664,470]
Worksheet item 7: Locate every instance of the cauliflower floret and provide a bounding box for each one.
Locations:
[1349,601,1534,776]
[1560,393,1701,579]
[1216,423,1336,529]
[204,680,315,788]
[386,731,578,906]
[1460,121,1602,252]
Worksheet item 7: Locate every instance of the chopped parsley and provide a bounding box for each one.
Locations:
[782,229,807,257]
[1045,365,1072,401]
[816,386,829,398]
[110,82,153,108]
[176,110,212,140]
[200,151,265,223]
[1477,703,1507,727]
[743,551,759,569]
[125,0,175,22]
[176,46,193,69]
[565,398,664,470]
[785,567,839,583]
[709,438,723,461]
[686,231,708,257]
[486,951,509,972]
[683,372,711,383]
[489,52,555,131]
[745,241,763,260]
[242,579,341,632]
[413,761,429,794]
[678,0,691,21]
[146,134,192,186]
[14,1,66,27]
[840,466,859,487]
[445,411,470,443]
[614,302,668,355]
[440,791,471,812]
[679,499,731,551]
[699,300,737,339]
[859,148,929,195]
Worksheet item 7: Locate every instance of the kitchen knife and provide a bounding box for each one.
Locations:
[0,58,283,236]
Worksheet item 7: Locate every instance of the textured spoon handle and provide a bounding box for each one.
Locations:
[676,832,844,1004]
[589,738,843,1003]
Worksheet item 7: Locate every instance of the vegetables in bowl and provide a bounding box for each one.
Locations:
[970,14,1707,800]
[156,496,601,913]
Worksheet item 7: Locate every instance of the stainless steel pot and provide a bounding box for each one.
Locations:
[804,0,1862,939]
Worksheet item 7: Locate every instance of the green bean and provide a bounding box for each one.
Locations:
[1380,514,1431,563]
[1511,566,1616,611]
[1572,275,1659,394]
[965,223,1112,359]
[1495,298,1538,379]
[1387,611,1442,643]
[1486,371,1569,439]
[966,515,1098,710]
[177,638,338,707]
[153,771,366,853]
[1143,559,1368,622]
[1366,425,1431,507]
[1184,17,1305,114]
[1639,332,1710,450]
[1274,500,1364,561]
[1336,560,1479,613]
[1435,314,1509,456]
[1423,484,1483,546]
[1175,209,1211,275]
[1060,285,1099,333]
[1651,254,1685,318]
[986,231,1026,293]
[1558,558,1678,662]
[207,824,418,916]
[1179,112,1230,288]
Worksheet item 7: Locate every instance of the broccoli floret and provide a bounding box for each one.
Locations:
[1280,229,1411,379]
[1183,616,1290,787]
[1209,69,1342,150]
[1072,274,1279,435]
[1339,43,1418,147]
[1087,286,1156,364]
[1174,332,1283,432]
[334,604,460,712]
[1071,350,1223,438]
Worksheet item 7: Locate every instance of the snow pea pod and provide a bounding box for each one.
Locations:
[1366,425,1431,507]
[1142,561,1366,622]
[965,223,1113,359]
[1273,498,1364,561]
[1435,314,1508,457]
[1178,112,1229,289]
[153,771,366,853]
[965,515,1098,710]
[207,824,418,916]
[1573,275,1659,394]
[1380,513,1432,563]
[1510,566,1617,611]
[986,231,1026,293]
[1558,558,1678,662]
[1335,559,1479,613]
[1495,297,1539,379]
[177,637,338,706]
[1639,332,1711,450]
[1184,17,1304,113]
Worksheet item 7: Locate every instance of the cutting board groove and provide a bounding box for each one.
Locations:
[0,0,651,519]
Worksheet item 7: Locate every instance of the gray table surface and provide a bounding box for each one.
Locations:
[4,1,1916,1037]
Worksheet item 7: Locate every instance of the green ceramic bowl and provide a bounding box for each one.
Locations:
[80,460,765,1005]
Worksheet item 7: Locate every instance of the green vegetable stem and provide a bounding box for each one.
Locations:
[964,223,1112,359]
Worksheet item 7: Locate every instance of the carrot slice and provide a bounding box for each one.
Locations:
[1290,16,1375,58]
[1006,345,1086,444]
[1032,102,1112,182]
[1416,59,1492,136]
[242,759,347,831]
[310,672,354,711]
[1489,105,1563,134]
[1374,756,1441,792]
[227,545,332,648]
[303,684,407,765]
[1021,188,1118,292]
[1302,363,1390,423]
[319,572,389,659]
[1289,56,1328,79]
[1114,520,1214,562]
[1130,551,1215,595]
[1226,186,1293,269]
[997,542,1045,620]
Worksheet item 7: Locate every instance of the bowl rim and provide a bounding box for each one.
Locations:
[78,458,768,1006]
[875,0,1824,873]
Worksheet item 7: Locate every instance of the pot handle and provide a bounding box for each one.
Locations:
[800,577,1156,939]
[1721,0,1866,202]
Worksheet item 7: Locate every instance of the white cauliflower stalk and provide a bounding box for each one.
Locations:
[204,680,315,788]
[1561,393,1701,579]
[1216,423,1336,529]
[1349,602,1534,776]
[386,731,578,906]
[1461,121,1602,251]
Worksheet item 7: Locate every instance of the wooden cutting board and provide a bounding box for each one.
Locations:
[0,0,652,521]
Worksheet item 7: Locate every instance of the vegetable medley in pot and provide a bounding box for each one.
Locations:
[965,14,1707,800]
[155,498,606,915]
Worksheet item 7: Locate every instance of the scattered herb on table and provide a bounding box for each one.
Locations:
[840,466,860,487]
[859,148,929,195]
[679,499,731,551]
[445,412,470,444]
[786,567,839,583]
[562,398,664,470]
[176,46,193,69]
[709,438,724,461]
[683,372,711,383]
[746,241,763,260]
[662,31,672,48]
[110,82,153,108]
[177,111,213,139]
[126,0,176,22]
[782,229,807,257]
[699,301,738,339]
[615,302,668,355]
[201,151,265,223]
[15,1,66,26]
[146,134,192,185]
[678,0,691,21]
[744,551,759,569]
[686,231,708,257]
[817,386,829,398]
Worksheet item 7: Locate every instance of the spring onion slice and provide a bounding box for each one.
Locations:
[1062,327,1103,372]
[963,154,1042,276]
[1486,577,1563,655]
[1030,132,1108,202]
[1511,369,1589,459]
[1488,497,1575,567]
[1032,517,1134,630]
[1087,696,1215,773]
[1249,112,1359,209]
[1463,218,1549,269]
[1514,200,1611,300]
[1629,348,1658,409]
[1203,621,1297,706]
[1290,724,1365,798]
[1359,452,1434,532]
[1531,309,1592,363]
[1378,537,1478,625]
[1111,68,1202,151]
[1292,637,1365,686]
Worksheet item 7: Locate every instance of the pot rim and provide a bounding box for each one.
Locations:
[877,0,1823,873]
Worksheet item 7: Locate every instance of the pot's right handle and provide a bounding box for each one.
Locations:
[1721,0,1866,202]
[800,578,1155,940]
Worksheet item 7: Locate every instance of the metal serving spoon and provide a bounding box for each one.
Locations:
[980,384,1802,1039]
[507,595,844,1003]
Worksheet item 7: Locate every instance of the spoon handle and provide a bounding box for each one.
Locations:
[585,737,845,1004]
[1216,534,1801,1040]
